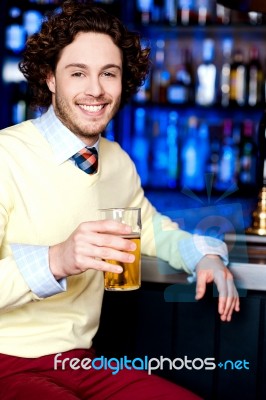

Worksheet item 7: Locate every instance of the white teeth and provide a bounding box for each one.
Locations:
[79,104,104,112]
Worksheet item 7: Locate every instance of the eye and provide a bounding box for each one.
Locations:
[71,72,85,77]
[102,71,116,78]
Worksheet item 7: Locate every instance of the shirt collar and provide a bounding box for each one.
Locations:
[32,106,100,164]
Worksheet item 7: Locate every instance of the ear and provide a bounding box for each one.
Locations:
[46,72,56,94]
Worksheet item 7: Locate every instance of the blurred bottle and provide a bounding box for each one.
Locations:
[23,10,43,36]
[248,11,263,25]
[150,112,169,187]
[207,130,221,187]
[166,111,179,188]
[151,39,171,103]
[167,47,194,104]
[215,4,231,25]
[239,120,257,187]
[151,0,165,23]
[220,38,233,107]
[5,7,26,54]
[229,49,247,106]
[196,0,214,25]
[164,0,178,26]
[198,120,210,152]
[247,46,264,107]
[178,0,196,26]
[216,119,238,190]
[181,116,208,191]
[195,39,217,106]
[131,108,150,186]
[197,120,210,188]
[232,122,241,179]
[136,0,153,25]
[181,116,198,189]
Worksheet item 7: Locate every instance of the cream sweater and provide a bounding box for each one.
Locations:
[0,121,191,357]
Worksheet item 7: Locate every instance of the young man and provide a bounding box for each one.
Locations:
[0,1,239,399]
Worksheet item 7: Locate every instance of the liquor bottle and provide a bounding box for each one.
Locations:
[150,111,169,187]
[180,116,208,191]
[5,7,26,54]
[178,0,195,26]
[131,108,150,186]
[198,120,210,160]
[196,0,214,25]
[215,119,238,190]
[23,10,43,36]
[136,0,153,25]
[180,116,198,190]
[215,4,231,25]
[195,39,217,106]
[151,0,165,23]
[248,11,263,25]
[247,46,264,107]
[238,120,257,188]
[220,38,233,107]
[229,49,247,106]
[166,111,179,188]
[167,47,194,104]
[151,39,171,103]
[164,0,178,26]
[207,130,221,187]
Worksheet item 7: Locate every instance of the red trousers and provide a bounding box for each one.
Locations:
[0,349,202,400]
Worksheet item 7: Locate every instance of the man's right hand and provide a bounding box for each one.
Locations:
[49,220,136,280]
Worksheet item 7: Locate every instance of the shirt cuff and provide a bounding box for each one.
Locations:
[178,234,229,282]
[10,244,67,298]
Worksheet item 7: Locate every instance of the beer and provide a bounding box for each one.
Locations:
[104,235,141,290]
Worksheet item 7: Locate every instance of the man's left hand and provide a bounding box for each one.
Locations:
[195,255,240,322]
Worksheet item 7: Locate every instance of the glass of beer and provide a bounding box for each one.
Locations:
[99,207,141,291]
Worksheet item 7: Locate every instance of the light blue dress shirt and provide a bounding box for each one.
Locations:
[10,106,228,297]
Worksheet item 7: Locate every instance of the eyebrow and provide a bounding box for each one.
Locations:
[65,63,122,71]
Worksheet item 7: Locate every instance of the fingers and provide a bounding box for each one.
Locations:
[71,254,125,274]
[49,220,138,279]
[195,265,240,322]
[81,220,132,236]
[213,269,240,322]
[85,231,136,253]
[195,270,208,300]
[76,241,136,274]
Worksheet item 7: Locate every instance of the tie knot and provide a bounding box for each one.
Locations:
[72,146,98,174]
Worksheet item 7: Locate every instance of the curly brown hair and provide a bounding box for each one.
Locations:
[19,0,151,109]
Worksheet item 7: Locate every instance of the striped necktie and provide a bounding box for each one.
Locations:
[72,146,98,174]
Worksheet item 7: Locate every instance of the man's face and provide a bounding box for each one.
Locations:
[46,32,122,146]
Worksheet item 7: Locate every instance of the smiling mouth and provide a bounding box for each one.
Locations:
[79,104,105,112]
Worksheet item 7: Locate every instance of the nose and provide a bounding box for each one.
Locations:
[84,76,104,98]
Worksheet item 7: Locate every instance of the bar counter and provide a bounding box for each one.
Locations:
[141,253,266,291]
